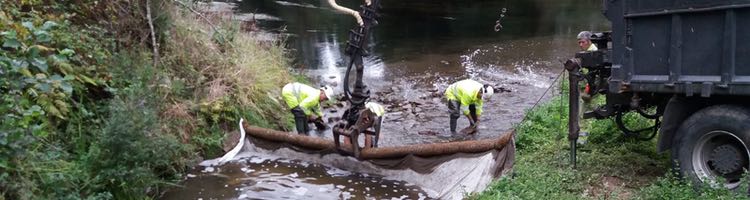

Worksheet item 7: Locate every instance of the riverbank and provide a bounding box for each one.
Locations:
[0,1,296,199]
[471,93,747,199]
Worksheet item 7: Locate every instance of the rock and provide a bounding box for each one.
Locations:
[459,126,478,135]
[203,167,215,173]
[382,87,394,94]
[401,103,412,109]
[418,130,440,135]
[329,76,337,79]
[498,87,512,93]
[327,117,341,123]
[336,95,349,101]
[222,130,241,152]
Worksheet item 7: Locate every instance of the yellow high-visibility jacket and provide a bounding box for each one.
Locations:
[282,82,323,117]
[587,43,598,51]
[444,79,484,115]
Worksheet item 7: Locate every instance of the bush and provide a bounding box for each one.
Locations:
[0,1,299,199]
[84,81,191,199]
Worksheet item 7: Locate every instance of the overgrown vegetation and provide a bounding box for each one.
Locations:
[472,89,749,199]
[0,0,295,199]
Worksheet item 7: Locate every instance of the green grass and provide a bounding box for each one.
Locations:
[471,95,749,200]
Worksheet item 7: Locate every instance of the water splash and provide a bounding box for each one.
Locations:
[460,48,487,78]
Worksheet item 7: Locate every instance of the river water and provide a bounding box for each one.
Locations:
[161,0,608,199]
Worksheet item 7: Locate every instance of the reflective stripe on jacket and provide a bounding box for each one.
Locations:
[281,82,323,117]
[444,79,484,115]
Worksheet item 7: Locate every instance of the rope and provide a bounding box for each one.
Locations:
[518,68,566,124]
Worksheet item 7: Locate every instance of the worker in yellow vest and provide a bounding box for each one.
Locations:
[576,31,599,144]
[444,79,494,134]
[577,31,599,110]
[281,82,335,134]
[577,31,598,51]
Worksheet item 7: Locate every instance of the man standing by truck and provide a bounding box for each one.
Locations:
[281,82,334,135]
[444,79,494,134]
[577,31,601,105]
[575,31,600,144]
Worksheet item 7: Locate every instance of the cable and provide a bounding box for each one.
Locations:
[521,68,566,123]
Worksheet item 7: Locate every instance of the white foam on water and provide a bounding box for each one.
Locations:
[292,187,308,196]
[234,13,283,21]
[275,1,318,8]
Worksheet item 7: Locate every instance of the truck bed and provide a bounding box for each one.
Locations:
[605,0,750,97]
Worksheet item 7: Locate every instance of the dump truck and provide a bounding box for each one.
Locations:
[566,0,750,189]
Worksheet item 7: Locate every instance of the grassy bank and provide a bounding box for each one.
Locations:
[472,93,748,199]
[0,1,294,199]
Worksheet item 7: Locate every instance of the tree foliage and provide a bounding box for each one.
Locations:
[1,0,295,199]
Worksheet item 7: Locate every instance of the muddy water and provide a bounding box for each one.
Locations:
[238,0,609,145]
[162,156,430,200]
[163,0,608,199]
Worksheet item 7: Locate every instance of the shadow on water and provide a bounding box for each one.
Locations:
[162,0,607,199]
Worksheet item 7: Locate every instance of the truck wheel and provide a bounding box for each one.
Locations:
[675,105,750,190]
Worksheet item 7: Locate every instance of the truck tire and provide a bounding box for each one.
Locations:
[675,105,750,190]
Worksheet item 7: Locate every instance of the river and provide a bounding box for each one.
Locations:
[161,0,608,199]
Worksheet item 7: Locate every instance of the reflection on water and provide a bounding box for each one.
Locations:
[236,0,607,73]
[161,156,430,200]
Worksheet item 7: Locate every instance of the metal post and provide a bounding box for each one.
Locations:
[565,58,582,168]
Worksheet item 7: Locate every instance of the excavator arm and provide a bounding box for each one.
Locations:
[326,0,382,158]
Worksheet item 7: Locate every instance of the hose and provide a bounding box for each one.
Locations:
[615,111,660,141]
[327,0,364,26]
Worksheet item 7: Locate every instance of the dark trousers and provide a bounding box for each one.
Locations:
[291,107,309,134]
[447,100,477,132]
